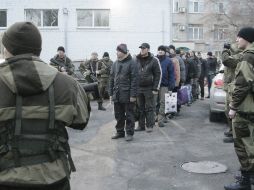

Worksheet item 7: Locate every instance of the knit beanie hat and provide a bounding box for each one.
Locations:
[207,52,213,56]
[116,43,128,54]
[169,45,175,51]
[237,27,254,43]
[57,46,65,52]
[103,52,109,58]
[158,45,166,52]
[2,22,42,56]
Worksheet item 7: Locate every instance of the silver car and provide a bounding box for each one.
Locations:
[209,65,226,122]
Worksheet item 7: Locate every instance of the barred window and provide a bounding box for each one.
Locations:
[77,9,110,28]
[25,9,58,27]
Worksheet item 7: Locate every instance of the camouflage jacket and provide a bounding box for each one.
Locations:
[50,54,74,75]
[0,54,90,186]
[97,57,113,78]
[230,43,254,113]
[79,59,98,76]
[222,44,243,91]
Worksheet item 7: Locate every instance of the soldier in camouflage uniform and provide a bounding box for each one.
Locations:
[224,27,254,190]
[50,46,74,75]
[96,52,113,100]
[222,43,243,143]
[0,22,90,190]
[80,52,106,110]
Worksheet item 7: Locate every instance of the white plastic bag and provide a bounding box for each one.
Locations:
[165,92,177,113]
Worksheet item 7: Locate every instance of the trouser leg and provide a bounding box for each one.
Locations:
[233,115,254,172]
[158,87,168,122]
[144,90,155,128]
[137,93,146,129]
[199,78,204,98]
[114,102,125,134]
[125,103,135,136]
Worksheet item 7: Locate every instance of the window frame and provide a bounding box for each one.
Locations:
[0,9,7,28]
[188,24,204,40]
[76,9,110,29]
[24,9,59,29]
[173,0,179,13]
[214,25,228,41]
[188,0,204,13]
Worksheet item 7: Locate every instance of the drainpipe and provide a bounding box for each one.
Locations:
[162,10,165,44]
[169,0,173,44]
[63,8,68,53]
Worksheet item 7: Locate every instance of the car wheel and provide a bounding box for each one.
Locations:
[209,109,218,122]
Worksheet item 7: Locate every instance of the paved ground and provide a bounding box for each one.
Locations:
[67,99,240,190]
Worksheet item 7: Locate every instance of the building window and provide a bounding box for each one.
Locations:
[188,0,204,13]
[77,9,110,28]
[173,0,179,13]
[188,24,203,40]
[0,10,7,27]
[214,25,228,41]
[25,9,58,27]
[218,3,224,13]
[172,23,179,40]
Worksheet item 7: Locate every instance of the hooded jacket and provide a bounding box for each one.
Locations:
[0,54,90,186]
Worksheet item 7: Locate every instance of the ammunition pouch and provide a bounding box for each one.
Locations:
[0,84,75,178]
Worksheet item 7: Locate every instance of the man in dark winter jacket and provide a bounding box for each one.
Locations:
[50,46,74,75]
[176,49,186,84]
[135,43,161,133]
[0,22,90,190]
[197,52,208,100]
[206,52,218,98]
[156,45,175,128]
[109,44,138,141]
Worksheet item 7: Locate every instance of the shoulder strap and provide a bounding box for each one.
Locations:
[48,84,55,130]
[12,95,22,167]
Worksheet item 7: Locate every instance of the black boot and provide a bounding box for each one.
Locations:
[111,133,125,139]
[135,126,145,132]
[224,130,233,137]
[98,102,106,111]
[223,137,234,143]
[224,172,251,190]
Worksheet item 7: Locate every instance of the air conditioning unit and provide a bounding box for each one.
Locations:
[179,7,186,13]
[179,25,186,31]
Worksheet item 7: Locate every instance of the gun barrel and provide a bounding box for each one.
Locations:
[82,82,98,92]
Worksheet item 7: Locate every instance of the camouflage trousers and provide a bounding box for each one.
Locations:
[233,114,254,172]
[98,77,109,103]
[225,92,233,133]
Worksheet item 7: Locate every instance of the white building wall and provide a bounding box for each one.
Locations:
[0,0,171,61]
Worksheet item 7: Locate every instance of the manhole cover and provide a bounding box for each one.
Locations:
[181,161,227,174]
